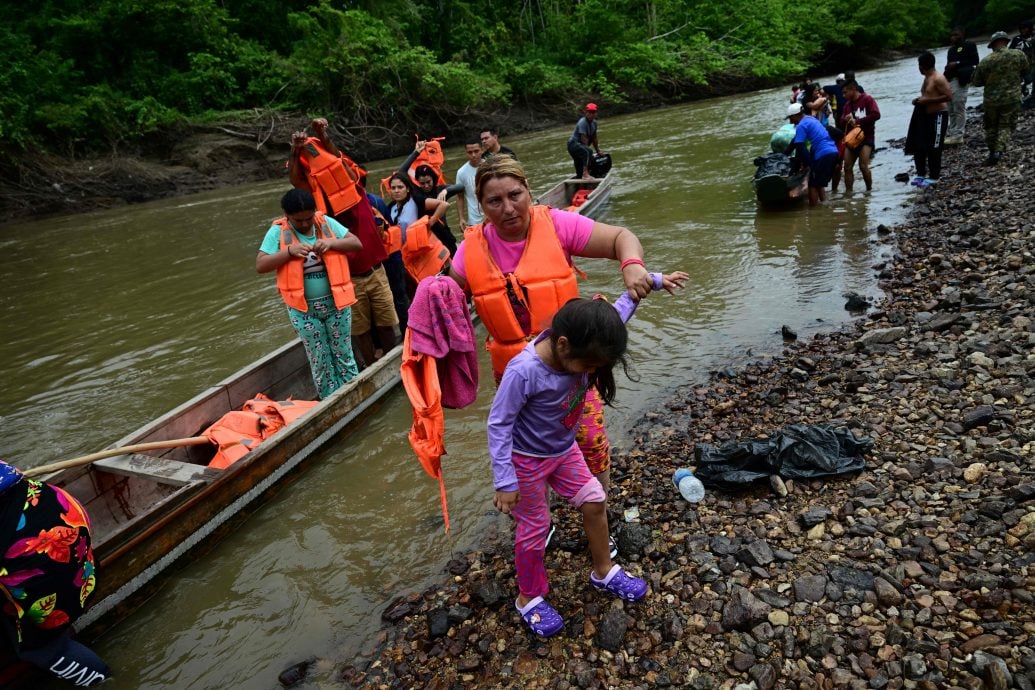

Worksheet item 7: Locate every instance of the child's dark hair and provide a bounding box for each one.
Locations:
[281,188,316,214]
[551,298,630,405]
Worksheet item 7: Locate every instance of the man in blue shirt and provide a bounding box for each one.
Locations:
[785,103,839,207]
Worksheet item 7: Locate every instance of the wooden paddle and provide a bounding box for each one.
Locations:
[23,436,212,478]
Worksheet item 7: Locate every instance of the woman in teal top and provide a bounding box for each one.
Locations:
[257,189,363,397]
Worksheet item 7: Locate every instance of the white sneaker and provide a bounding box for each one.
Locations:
[608,535,619,559]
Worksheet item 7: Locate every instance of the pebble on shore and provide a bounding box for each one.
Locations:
[334,111,1035,690]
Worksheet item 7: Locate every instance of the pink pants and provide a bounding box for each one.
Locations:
[511,444,606,598]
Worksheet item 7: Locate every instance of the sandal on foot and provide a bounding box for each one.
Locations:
[516,596,564,637]
[590,564,648,601]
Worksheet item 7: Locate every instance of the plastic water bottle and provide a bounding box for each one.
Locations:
[673,468,705,503]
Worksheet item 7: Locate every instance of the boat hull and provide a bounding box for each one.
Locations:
[535,172,614,218]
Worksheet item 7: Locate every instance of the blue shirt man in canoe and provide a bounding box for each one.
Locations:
[784,102,839,207]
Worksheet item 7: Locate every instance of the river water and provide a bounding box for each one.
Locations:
[3,52,980,688]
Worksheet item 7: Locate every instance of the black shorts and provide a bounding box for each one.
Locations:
[810,153,838,188]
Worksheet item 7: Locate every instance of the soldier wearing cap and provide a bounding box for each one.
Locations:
[568,102,601,180]
[972,31,1031,165]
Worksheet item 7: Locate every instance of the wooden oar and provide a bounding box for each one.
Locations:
[23,436,212,478]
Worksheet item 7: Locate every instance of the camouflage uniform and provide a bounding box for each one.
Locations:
[972,47,1030,153]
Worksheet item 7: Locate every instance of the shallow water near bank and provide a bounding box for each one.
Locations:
[1,51,983,688]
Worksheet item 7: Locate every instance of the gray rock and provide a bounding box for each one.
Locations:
[472,579,505,608]
[447,605,472,624]
[924,456,955,473]
[971,651,1012,686]
[737,540,775,567]
[962,405,996,430]
[800,507,832,527]
[924,312,962,332]
[856,327,908,347]
[903,654,926,679]
[661,613,684,642]
[616,522,653,557]
[427,608,449,638]
[828,565,875,591]
[722,587,773,631]
[595,608,627,652]
[793,575,828,603]
[874,577,904,607]
[732,651,756,671]
[749,662,778,690]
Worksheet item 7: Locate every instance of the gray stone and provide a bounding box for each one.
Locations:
[749,663,778,690]
[829,565,875,591]
[472,579,505,608]
[856,327,908,347]
[661,613,683,642]
[793,575,828,603]
[427,608,449,638]
[616,522,653,557]
[874,577,904,607]
[737,540,775,567]
[722,587,773,631]
[800,506,832,527]
[903,654,926,679]
[595,608,627,652]
[925,312,962,332]
[962,405,996,430]
[732,651,756,671]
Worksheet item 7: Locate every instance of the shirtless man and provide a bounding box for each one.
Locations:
[909,52,953,187]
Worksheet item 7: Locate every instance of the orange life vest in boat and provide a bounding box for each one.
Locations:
[273,213,357,312]
[297,137,364,215]
[205,394,319,470]
[400,330,450,530]
[463,205,580,374]
[370,208,450,282]
[565,188,592,212]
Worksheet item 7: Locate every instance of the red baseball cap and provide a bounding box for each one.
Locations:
[585,103,598,111]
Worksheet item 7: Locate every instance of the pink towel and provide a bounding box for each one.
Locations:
[406,276,479,408]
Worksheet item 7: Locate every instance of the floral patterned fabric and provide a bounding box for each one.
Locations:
[0,475,96,652]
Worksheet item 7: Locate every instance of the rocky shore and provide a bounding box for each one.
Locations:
[322,111,1034,690]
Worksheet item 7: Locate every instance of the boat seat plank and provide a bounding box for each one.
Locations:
[93,454,222,486]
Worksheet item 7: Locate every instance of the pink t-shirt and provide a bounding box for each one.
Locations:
[452,208,594,279]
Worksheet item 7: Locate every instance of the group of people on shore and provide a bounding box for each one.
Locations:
[256,106,691,639]
[776,22,1033,204]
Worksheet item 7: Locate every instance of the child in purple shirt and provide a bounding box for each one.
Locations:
[488,270,687,636]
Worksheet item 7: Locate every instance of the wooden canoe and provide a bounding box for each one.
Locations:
[535,171,614,218]
[26,340,405,636]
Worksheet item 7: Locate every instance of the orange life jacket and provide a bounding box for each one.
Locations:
[463,205,580,374]
[297,137,363,215]
[412,139,447,187]
[400,330,450,530]
[401,216,450,283]
[205,394,319,470]
[565,188,592,212]
[370,208,450,282]
[379,137,447,196]
[274,213,357,312]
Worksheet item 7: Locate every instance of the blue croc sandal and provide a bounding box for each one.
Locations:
[590,564,648,601]
[516,596,564,637]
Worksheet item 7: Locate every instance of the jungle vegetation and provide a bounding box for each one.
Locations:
[2,0,1030,156]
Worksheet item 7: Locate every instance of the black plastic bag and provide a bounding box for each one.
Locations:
[693,425,872,490]
[752,152,793,179]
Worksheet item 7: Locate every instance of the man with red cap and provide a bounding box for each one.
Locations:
[567,102,602,180]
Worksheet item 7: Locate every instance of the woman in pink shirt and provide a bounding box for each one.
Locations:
[449,156,682,514]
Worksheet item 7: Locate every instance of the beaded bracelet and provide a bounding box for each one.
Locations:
[620,257,646,271]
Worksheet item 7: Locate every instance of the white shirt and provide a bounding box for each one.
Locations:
[455,162,483,225]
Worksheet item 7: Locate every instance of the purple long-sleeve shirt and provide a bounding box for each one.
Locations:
[487,274,663,491]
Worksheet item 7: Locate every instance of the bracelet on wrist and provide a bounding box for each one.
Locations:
[620,257,646,271]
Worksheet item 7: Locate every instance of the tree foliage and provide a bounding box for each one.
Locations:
[1,0,1024,155]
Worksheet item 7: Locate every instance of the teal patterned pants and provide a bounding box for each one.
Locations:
[287,296,359,398]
